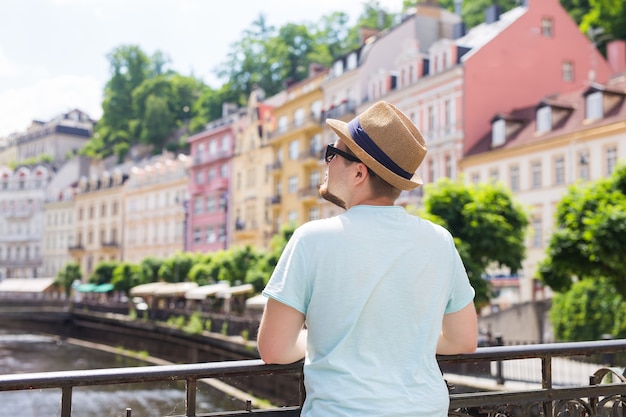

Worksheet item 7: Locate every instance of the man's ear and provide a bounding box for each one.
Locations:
[354,163,367,183]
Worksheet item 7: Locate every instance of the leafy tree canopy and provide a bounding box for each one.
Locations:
[537,164,626,293]
[419,178,529,308]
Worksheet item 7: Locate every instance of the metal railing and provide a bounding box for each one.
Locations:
[1,340,626,416]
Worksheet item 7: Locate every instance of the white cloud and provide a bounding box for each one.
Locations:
[0,75,103,137]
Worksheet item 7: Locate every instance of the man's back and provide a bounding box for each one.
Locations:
[263,205,475,416]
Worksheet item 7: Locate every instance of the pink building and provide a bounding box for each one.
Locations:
[186,107,243,253]
[461,0,614,153]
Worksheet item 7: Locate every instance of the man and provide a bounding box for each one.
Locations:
[257,101,478,416]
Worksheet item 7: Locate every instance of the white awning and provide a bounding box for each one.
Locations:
[245,294,267,310]
[185,283,230,300]
[152,282,198,297]
[129,282,170,297]
[0,278,56,293]
[130,282,198,297]
[217,284,254,298]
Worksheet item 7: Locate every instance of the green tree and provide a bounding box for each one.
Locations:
[420,178,529,308]
[89,260,120,285]
[188,263,216,286]
[139,257,163,284]
[158,252,198,283]
[55,262,83,298]
[550,277,626,341]
[112,262,142,295]
[537,165,626,293]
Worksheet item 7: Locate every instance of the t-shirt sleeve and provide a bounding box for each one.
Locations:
[262,231,311,315]
[445,235,475,314]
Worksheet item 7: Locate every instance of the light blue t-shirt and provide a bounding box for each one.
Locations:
[263,205,475,417]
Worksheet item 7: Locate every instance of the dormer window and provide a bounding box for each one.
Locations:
[586,91,603,119]
[536,106,552,133]
[492,119,506,146]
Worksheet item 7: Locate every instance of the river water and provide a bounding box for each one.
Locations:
[0,329,242,417]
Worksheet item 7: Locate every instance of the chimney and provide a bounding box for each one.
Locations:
[485,4,501,24]
[607,40,626,75]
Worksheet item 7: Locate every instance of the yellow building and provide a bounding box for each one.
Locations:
[267,67,328,233]
[123,153,190,264]
[230,89,281,250]
[69,169,127,278]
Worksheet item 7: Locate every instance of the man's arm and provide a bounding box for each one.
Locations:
[437,302,478,355]
[257,297,307,364]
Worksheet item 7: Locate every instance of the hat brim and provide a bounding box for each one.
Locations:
[326,118,423,190]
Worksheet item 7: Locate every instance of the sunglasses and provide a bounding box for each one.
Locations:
[324,144,361,164]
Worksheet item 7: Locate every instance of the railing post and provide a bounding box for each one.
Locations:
[61,386,72,417]
[494,335,505,385]
[542,356,553,417]
[186,378,197,417]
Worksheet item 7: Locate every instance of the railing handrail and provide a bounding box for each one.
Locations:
[0,359,300,391]
[2,340,626,417]
[438,338,626,362]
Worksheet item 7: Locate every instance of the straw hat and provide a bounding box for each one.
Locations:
[326,101,427,190]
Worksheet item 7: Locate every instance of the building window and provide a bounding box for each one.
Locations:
[288,175,298,193]
[492,119,506,147]
[195,170,204,184]
[428,105,436,135]
[444,99,453,135]
[294,107,305,127]
[206,196,215,212]
[193,227,201,244]
[578,151,590,181]
[289,141,299,160]
[562,61,574,82]
[554,157,565,185]
[209,140,217,156]
[489,168,499,183]
[510,165,520,192]
[532,217,543,248]
[532,161,542,189]
[308,207,320,221]
[586,91,603,119]
[445,154,452,178]
[288,210,298,224]
[206,226,216,243]
[101,204,106,217]
[194,198,202,214]
[428,159,435,183]
[536,106,552,133]
[606,146,617,175]
[471,172,480,184]
[541,17,553,37]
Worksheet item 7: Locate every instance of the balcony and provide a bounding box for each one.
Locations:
[68,244,85,254]
[101,241,119,250]
[267,113,322,141]
[299,149,323,166]
[268,195,281,205]
[298,186,320,202]
[266,161,282,175]
[1,339,625,417]
[321,100,357,122]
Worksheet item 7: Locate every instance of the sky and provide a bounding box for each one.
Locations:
[0,0,403,138]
